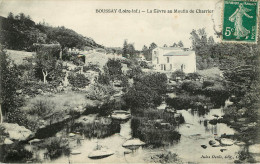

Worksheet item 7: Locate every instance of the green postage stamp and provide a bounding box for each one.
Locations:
[222,0,258,43]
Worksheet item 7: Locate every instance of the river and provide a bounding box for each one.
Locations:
[36,100,242,163]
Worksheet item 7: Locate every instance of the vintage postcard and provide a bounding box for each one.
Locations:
[0,0,259,163]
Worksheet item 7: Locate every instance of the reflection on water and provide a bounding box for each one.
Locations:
[168,108,240,163]
[47,105,241,163]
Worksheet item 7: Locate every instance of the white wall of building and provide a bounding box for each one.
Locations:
[152,47,196,73]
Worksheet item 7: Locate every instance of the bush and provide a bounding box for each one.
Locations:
[131,109,183,147]
[166,93,211,113]
[203,84,229,107]
[85,83,115,101]
[131,116,181,147]
[83,64,100,72]
[203,80,215,88]
[0,144,33,163]
[106,59,122,76]
[68,73,89,88]
[126,66,143,79]
[181,81,203,94]
[150,152,181,163]
[171,70,185,80]
[39,137,70,160]
[186,72,200,80]
[27,99,55,117]
[97,72,110,85]
[123,83,162,111]
[83,121,120,138]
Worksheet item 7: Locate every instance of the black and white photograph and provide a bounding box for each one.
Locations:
[0,0,259,163]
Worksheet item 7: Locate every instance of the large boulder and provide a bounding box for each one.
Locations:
[0,123,33,142]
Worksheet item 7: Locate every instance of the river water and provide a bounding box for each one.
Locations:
[42,100,242,163]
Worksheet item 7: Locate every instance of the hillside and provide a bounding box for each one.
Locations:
[0,13,104,51]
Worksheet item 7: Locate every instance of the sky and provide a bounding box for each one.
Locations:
[0,0,222,50]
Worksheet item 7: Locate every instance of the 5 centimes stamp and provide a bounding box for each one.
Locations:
[222,0,258,43]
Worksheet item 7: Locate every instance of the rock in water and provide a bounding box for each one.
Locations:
[201,145,207,149]
[220,138,234,146]
[209,140,216,145]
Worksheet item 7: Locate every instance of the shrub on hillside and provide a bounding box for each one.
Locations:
[97,72,110,85]
[83,64,100,72]
[126,66,143,79]
[68,73,89,88]
[27,99,55,117]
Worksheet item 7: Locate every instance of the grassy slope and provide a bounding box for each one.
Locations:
[6,49,35,64]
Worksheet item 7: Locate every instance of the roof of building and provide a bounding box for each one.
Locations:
[163,50,194,56]
[158,47,183,50]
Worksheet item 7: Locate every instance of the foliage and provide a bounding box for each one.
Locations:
[0,47,22,117]
[186,72,200,80]
[202,80,215,88]
[131,109,183,146]
[166,93,211,112]
[34,48,65,85]
[126,65,143,79]
[85,83,115,101]
[0,12,103,51]
[97,72,110,85]
[67,73,89,88]
[223,65,259,122]
[150,152,181,164]
[122,40,136,58]
[171,70,186,80]
[142,43,157,61]
[135,73,167,94]
[0,143,33,163]
[83,64,100,72]
[39,137,70,159]
[106,59,122,78]
[181,81,203,94]
[124,73,167,110]
[27,99,56,117]
[72,118,120,139]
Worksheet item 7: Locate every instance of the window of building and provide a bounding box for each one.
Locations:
[167,57,170,63]
[170,64,172,70]
[157,57,159,64]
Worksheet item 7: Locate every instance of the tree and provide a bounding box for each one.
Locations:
[7,12,14,19]
[149,42,157,50]
[142,45,149,60]
[172,43,178,47]
[0,46,21,122]
[208,36,215,45]
[34,45,63,84]
[122,40,128,58]
[123,73,167,110]
[177,41,184,47]
[106,59,123,80]
[163,44,168,47]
